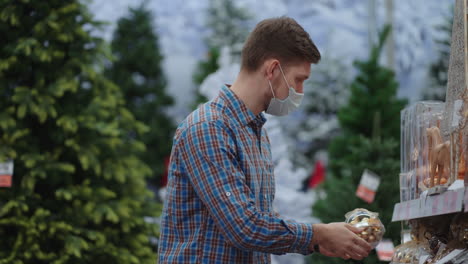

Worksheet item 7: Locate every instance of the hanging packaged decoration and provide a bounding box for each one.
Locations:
[0,160,13,187]
[356,169,380,204]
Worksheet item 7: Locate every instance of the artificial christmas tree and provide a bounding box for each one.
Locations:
[105,4,174,186]
[310,26,407,264]
[0,1,159,263]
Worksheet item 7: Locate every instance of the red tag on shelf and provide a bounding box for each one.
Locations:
[356,169,380,203]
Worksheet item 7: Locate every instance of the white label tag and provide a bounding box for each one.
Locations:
[0,160,13,175]
[361,169,381,190]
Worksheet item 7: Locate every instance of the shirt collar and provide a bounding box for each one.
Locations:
[219,85,267,127]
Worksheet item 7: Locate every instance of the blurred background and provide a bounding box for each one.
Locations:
[0,0,456,263]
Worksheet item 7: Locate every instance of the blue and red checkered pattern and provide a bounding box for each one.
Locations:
[158,85,314,263]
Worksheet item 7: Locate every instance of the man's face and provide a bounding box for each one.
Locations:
[274,61,311,99]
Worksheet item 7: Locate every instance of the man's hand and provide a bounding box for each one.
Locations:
[310,222,372,260]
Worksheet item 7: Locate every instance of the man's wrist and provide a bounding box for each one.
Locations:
[311,223,326,246]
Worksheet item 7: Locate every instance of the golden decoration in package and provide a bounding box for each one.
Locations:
[345,208,385,249]
[390,241,419,264]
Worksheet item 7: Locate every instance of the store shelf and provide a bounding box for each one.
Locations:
[391,187,468,222]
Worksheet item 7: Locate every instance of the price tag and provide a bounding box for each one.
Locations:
[442,191,450,214]
[409,199,420,219]
[375,239,394,261]
[422,196,433,217]
[356,169,381,203]
[405,200,411,219]
[443,190,463,214]
[0,160,13,187]
[432,195,440,215]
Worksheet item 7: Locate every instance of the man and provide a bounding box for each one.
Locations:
[158,16,372,263]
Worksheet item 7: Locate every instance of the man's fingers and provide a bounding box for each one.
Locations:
[353,236,373,252]
[319,222,373,261]
[342,239,371,260]
[349,242,370,257]
[341,250,360,260]
[348,253,364,260]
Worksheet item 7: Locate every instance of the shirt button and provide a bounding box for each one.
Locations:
[226,192,231,197]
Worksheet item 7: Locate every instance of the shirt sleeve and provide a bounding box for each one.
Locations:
[177,121,314,255]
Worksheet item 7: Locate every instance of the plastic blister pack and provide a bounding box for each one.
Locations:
[400,101,446,201]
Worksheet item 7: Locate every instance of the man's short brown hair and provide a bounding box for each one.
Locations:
[241,16,321,72]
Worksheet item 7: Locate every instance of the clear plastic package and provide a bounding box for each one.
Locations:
[345,208,386,249]
[400,101,446,200]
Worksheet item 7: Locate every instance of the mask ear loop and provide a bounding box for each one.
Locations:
[268,80,276,98]
[278,63,292,89]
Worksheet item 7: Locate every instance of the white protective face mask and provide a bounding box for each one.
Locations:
[265,64,304,116]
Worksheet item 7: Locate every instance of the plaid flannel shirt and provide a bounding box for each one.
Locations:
[158,85,314,263]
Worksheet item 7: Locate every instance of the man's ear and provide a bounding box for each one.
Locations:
[264,59,280,80]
